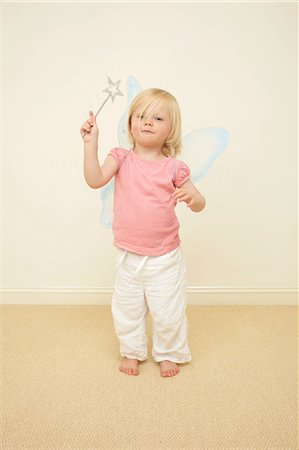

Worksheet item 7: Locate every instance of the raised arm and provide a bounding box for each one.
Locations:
[81,111,118,189]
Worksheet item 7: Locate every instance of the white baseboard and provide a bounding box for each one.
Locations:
[1,287,298,305]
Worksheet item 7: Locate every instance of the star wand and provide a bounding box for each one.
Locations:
[81,77,123,138]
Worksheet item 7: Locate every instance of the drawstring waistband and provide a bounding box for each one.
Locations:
[116,250,148,284]
[130,255,148,283]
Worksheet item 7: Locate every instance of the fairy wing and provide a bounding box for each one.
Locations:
[182,127,230,183]
[99,76,142,228]
[99,181,114,229]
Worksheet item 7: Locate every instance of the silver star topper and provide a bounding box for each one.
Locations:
[102,77,123,103]
[94,77,123,118]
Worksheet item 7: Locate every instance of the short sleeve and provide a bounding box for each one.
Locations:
[108,147,129,171]
[174,160,191,188]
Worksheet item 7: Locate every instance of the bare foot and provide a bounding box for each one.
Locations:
[159,360,180,377]
[119,357,139,376]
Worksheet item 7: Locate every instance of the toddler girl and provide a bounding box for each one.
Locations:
[81,88,206,377]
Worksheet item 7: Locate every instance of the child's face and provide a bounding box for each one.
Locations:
[130,102,172,150]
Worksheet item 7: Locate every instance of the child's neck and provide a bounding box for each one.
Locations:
[133,146,168,161]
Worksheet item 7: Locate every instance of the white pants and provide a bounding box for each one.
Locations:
[111,246,192,363]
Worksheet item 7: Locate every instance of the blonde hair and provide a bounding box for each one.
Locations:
[127,88,182,157]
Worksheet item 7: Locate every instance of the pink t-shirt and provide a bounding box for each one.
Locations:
[108,148,191,256]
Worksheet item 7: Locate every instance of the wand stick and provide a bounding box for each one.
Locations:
[94,94,110,118]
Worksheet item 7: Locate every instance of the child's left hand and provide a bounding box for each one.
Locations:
[172,188,195,207]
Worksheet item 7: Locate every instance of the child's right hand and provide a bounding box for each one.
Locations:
[80,111,99,144]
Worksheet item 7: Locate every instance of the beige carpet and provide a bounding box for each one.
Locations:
[1,305,298,449]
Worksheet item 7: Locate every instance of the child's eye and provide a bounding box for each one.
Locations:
[154,116,163,121]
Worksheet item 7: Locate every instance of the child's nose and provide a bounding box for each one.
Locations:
[144,116,153,125]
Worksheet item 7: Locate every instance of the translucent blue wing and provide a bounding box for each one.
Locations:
[100,76,142,228]
[182,127,230,182]
[99,181,114,228]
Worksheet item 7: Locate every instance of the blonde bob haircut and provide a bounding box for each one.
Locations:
[127,88,182,157]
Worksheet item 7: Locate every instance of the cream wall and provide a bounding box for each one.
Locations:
[2,2,298,303]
